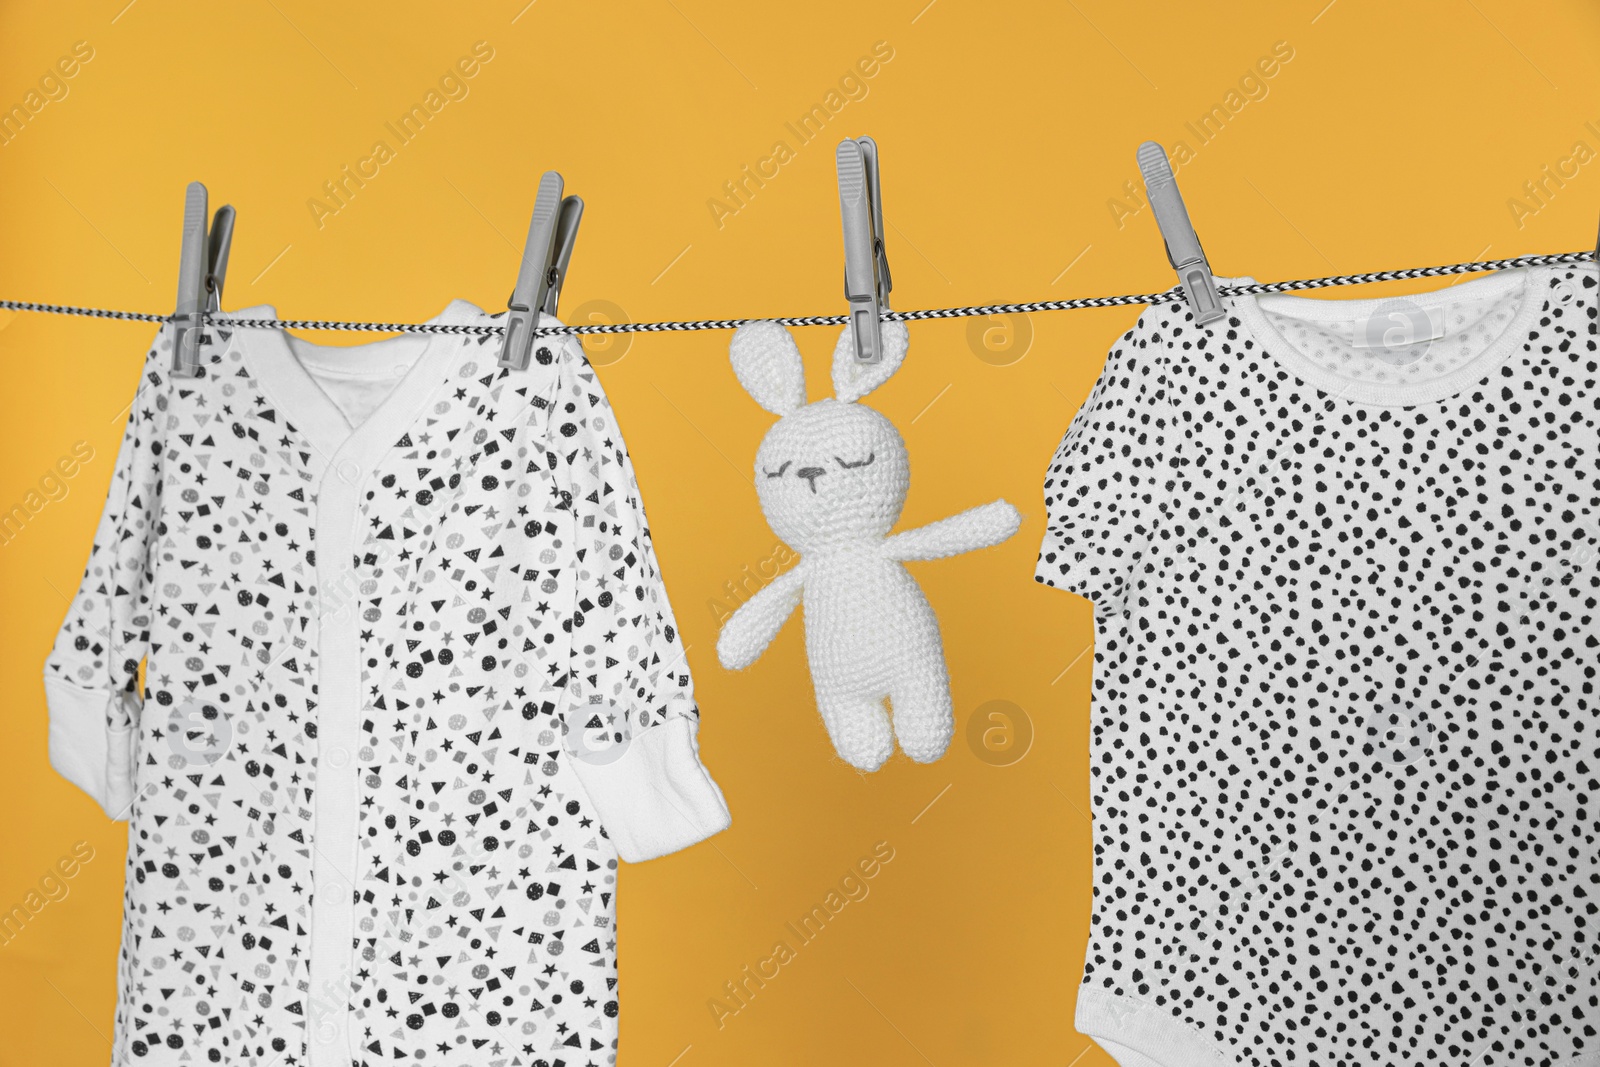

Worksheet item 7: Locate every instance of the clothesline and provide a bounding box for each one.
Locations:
[1,250,1593,338]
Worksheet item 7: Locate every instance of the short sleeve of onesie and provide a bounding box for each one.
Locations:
[1035,313,1175,613]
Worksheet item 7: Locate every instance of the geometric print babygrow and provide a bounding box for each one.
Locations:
[43,301,731,1067]
[1036,265,1600,1067]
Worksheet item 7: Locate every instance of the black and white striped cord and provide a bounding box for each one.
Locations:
[1,250,1593,339]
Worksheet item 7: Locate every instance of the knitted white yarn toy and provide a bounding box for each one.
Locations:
[717,319,1022,771]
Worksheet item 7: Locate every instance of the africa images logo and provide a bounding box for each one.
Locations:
[1513,535,1600,627]
[559,698,634,766]
[163,696,234,767]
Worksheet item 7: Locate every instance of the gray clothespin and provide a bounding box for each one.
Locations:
[836,136,893,363]
[1137,141,1224,325]
[499,171,584,371]
[171,182,236,378]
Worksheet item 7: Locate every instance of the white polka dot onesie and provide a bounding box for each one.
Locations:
[1036,265,1600,1067]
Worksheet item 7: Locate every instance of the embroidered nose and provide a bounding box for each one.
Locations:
[795,466,826,492]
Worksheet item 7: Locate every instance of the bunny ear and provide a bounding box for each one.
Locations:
[730,321,807,416]
[831,320,909,403]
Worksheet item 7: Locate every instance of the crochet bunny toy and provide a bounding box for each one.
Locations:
[717,319,1021,771]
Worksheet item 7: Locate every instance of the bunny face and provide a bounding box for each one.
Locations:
[754,399,909,550]
[730,318,913,552]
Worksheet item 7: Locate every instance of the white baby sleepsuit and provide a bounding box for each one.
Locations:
[44,303,731,1067]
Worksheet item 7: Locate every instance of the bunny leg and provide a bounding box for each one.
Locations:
[888,664,955,764]
[815,688,894,772]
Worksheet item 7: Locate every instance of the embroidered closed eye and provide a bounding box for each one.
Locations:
[835,453,875,470]
[764,460,793,478]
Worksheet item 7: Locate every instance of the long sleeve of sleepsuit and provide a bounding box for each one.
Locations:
[42,329,164,821]
[544,347,731,862]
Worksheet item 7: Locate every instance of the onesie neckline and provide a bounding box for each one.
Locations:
[1225,264,1556,409]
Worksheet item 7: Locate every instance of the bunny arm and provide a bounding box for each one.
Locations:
[716,564,807,670]
[881,500,1023,562]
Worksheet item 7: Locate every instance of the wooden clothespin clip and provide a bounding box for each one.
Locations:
[1137,141,1224,325]
[499,171,584,371]
[171,182,236,377]
[836,136,893,363]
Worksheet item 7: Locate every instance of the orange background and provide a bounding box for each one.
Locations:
[2,2,1598,1065]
